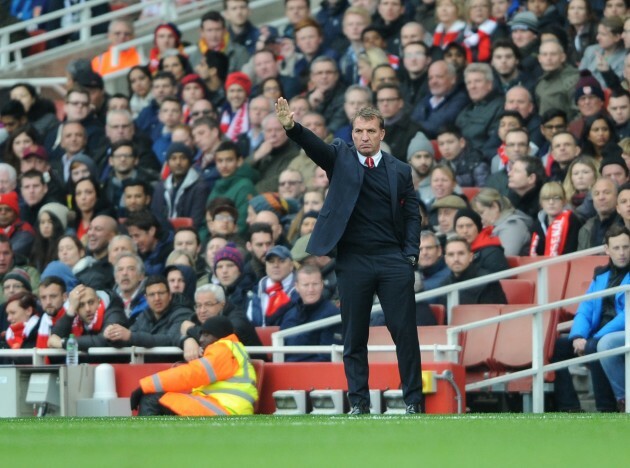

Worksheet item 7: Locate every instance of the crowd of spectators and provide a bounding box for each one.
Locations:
[2,0,630,410]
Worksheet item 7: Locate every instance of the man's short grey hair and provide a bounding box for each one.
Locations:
[195,283,226,303]
[345,84,372,101]
[106,109,133,126]
[109,235,137,253]
[114,252,145,276]
[0,163,17,182]
[464,62,494,83]
[420,230,440,245]
[109,18,134,34]
[310,56,338,73]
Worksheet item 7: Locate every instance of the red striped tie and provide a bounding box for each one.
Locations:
[365,156,374,168]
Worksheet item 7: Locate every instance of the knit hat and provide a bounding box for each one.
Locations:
[407,132,435,160]
[575,70,605,104]
[3,268,32,291]
[291,234,312,262]
[0,191,19,215]
[454,208,483,233]
[154,22,182,46]
[200,315,234,338]
[214,245,244,272]
[166,142,194,161]
[508,11,539,34]
[180,74,206,91]
[265,245,292,261]
[431,194,468,211]
[600,155,630,177]
[225,71,252,96]
[70,153,99,180]
[41,261,79,291]
[249,192,290,217]
[38,202,70,230]
[22,145,48,161]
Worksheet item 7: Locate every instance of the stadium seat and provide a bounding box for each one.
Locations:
[562,256,609,317]
[506,256,519,269]
[461,187,480,202]
[500,279,535,304]
[509,256,570,305]
[450,304,502,384]
[251,359,264,414]
[255,326,280,347]
[367,326,459,364]
[429,304,446,325]
[170,217,194,230]
[27,29,47,56]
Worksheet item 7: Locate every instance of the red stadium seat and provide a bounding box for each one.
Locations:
[499,279,535,304]
[461,187,481,202]
[27,29,47,56]
[450,305,501,370]
[367,326,459,364]
[562,256,609,317]
[170,217,194,230]
[255,326,280,347]
[509,256,570,305]
[429,304,446,325]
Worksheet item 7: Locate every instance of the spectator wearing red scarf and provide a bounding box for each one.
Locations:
[1,292,40,355]
[0,191,35,258]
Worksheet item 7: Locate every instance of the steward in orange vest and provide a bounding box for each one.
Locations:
[130,316,257,416]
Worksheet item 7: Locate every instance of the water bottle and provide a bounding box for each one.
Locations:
[66,334,79,366]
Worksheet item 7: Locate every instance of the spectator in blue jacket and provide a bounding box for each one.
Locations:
[552,224,630,412]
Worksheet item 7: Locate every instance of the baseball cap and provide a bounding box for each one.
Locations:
[265,245,292,261]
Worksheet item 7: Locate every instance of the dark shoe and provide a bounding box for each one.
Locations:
[349,402,370,415]
[618,399,626,413]
[405,403,424,414]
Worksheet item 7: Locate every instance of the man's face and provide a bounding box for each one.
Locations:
[455,217,480,244]
[409,152,434,177]
[465,71,493,102]
[444,241,473,276]
[109,144,137,176]
[127,225,156,254]
[296,26,322,56]
[344,90,370,121]
[352,116,384,157]
[0,170,15,194]
[152,78,176,104]
[224,0,249,26]
[248,97,271,127]
[310,62,339,93]
[608,96,630,125]
[61,123,87,155]
[207,210,237,236]
[593,179,618,217]
[253,51,278,80]
[605,233,630,269]
[39,284,67,316]
[108,21,133,46]
[618,189,630,221]
[362,30,386,50]
[77,288,100,324]
[505,88,533,119]
[505,132,530,161]
[538,42,566,72]
[378,0,404,21]
[295,271,324,305]
[437,207,457,233]
[87,217,115,254]
[0,242,13,274]
[343,12,368,42]
[0,204,16,227]
[108,97,129,112]
[247,232,273,262]
[106,113,134,143]
[437,133,465,161]
[286,0,309,24]
[145,283,171,317]
[602,164,629,187]
[87,87,105,111]
[123,185,150,212]
[215,260,241,287]
[428,61,455,97]
[194,290,224,324]
[189,100,216,123]
[400,23,425,48]
[492,46,518,77]
[192,124,219,152]
[302,113,328,139]
[376,88,403,119]
[265,256,294,282]
[419,237,442,268]
[167,152,191,178]
[114,256,143,294]
[508,160,534,192]
[371,67,398,91]
[159,102,182,128]
[226,84,247,110]
[0,116,23,135]
[107,237,135,264]
[511,28,537,48]
[540,116,567,142]
[263,117,288,148]
[278,171,305,200]
[403,43,430,75]
[577,94,603,117]
[65,91,91,121]
[551,134,580,165]
[174,230,200,259]
[215,149,242,178]
[200,19,225,48]
[498,116,520,141]
[20,176,47,206]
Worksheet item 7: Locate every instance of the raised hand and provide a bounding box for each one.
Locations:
[275,97,295,130]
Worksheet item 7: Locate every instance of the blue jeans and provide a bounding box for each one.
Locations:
[597,332,626,401]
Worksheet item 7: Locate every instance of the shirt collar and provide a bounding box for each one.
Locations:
[357,150,383,167]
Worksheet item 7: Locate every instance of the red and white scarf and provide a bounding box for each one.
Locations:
[71,300,106,336]
[5,315,39,349]
[220,102,249,142]
[433,20,466,49]
[530,210,572,257]
[36,307,66,348]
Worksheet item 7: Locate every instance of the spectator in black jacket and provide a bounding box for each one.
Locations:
[436,124,490,188]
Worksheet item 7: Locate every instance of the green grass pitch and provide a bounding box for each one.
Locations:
[2,414,630,467]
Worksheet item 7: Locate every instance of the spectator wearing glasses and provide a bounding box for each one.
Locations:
[417,230,450,292]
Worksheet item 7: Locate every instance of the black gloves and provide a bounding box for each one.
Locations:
[129,387,144,411]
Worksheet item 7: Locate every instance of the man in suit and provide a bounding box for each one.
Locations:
[275,98,423,414]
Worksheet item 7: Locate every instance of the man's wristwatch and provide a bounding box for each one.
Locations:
[406,256,417,266]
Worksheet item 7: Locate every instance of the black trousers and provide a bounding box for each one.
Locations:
[336,251,423,406]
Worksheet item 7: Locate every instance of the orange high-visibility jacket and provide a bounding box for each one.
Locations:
[92,47,142,76]
[140,334,258,416]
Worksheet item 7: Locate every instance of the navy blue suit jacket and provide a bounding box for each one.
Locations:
[286,123,421,258]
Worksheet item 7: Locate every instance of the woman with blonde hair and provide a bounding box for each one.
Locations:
[357,47,389,87]
[472,187,532,255]
[562,155,599,209]
[530,182,582,256]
